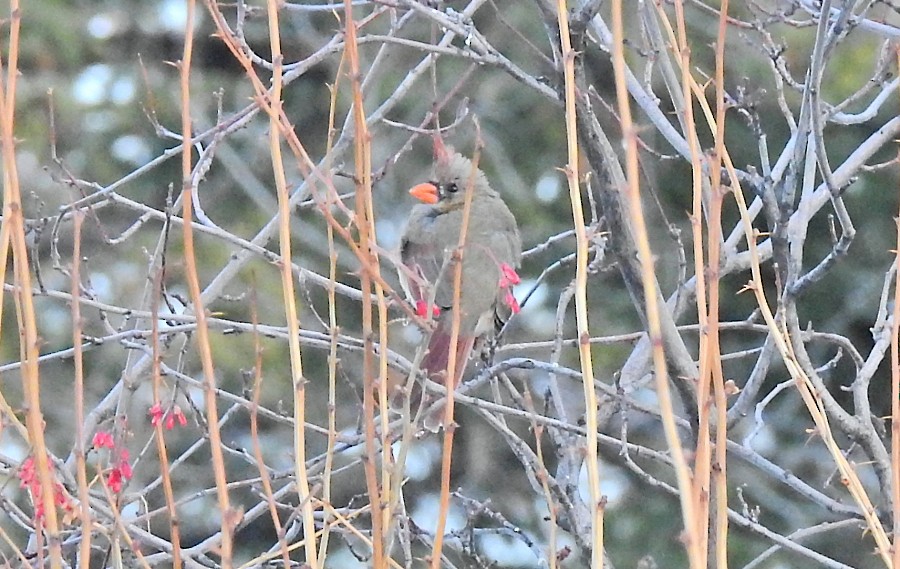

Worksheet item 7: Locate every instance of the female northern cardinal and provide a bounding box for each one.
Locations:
[399,141,522,430]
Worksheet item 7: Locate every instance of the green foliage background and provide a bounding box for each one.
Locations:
[3,1,900,568]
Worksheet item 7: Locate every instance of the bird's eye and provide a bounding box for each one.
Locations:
[446,182,459,194]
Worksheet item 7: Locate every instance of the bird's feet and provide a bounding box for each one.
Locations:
[414,300,441,318]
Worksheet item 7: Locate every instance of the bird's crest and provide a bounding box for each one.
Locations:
[432,133,450,167]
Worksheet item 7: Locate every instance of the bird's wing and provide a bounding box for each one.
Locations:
[400,213,478,409]
[485,208,523,331]
[400,208,465,309]
[400,232,449,307]
[496,203,523,265]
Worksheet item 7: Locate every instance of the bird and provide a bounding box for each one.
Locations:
[398,139,522,430]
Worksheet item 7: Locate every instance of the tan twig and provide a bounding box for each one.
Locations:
[0,2,63,563]
[726,109,894,569]
[891,45,900,569]
[710,2,731,566]
[556,2,604,567]
[247,289,291,566]
[430,130,483,569]
[341,2,388,566]
[70,212,94,568]
[178,0,235,564]
[265,1,320,567]
[149,262,183,568]
[614,1,700,565]
[525,388,560,568]
[318,48,345,568]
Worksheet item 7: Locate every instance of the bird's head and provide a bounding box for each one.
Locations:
[409,139,493,210]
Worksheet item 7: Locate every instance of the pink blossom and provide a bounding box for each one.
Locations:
[107,468,123,493]
[151,402,189,430]
[92,431,115,449]
[17,455,73,520]
[18,457,35,488]
[106,455,133,494]
[118,457,133,481]
[149,402,165,427]
[173,405,188,427]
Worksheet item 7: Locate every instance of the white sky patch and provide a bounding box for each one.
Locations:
[158,0,191,32]
[403,322,424,344]
[111,135,152,165]
[376,218,400,250]
[120,500,141,521]
[479,532,539,566]
[73,64,112,106]
[88,271,113,299]
[110,76,136,105]
[36,303,71,345]
[83,110,116,134]
[17,150,39,176]
[410,495,466,535]
[536,171,561,203]
[580,462,629,507]
[1,440,27,462]
[392,438,440,481]
[518,278,545,306]
[746,422,778,455]
[157,291,188,331]
[87,13,117,39]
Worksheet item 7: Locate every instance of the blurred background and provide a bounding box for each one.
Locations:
[2,1,900,568]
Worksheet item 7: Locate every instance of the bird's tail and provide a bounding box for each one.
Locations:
[420,328,476,432]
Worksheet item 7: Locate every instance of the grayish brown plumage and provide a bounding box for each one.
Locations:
[399,143,521,430]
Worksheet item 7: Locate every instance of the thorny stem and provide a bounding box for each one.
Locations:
[266,1,320,567]
[556,2,604,567]
[614,1,701,565]
[181,0,235,564]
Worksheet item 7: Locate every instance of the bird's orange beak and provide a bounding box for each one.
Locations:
[409,182,439,204]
